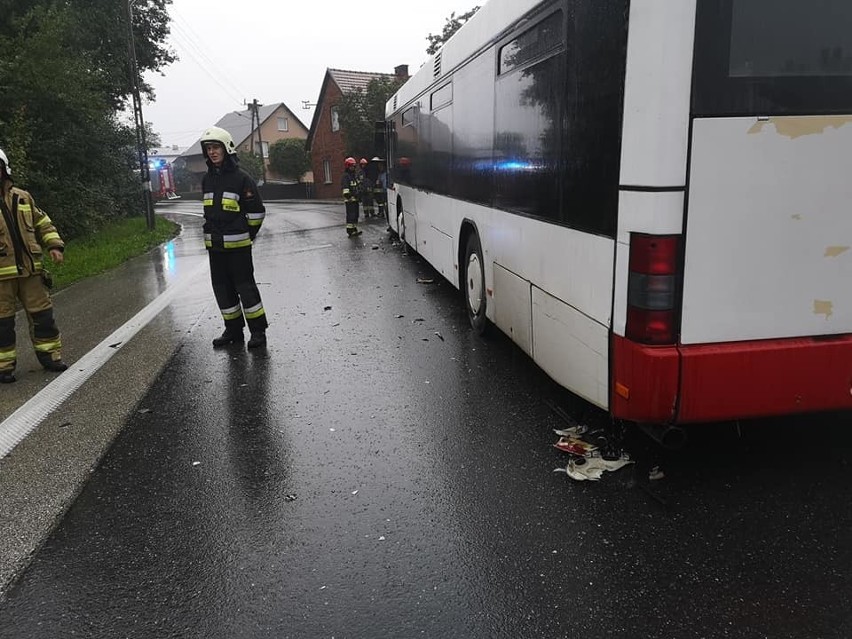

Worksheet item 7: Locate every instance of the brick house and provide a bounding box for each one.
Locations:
[176,102,309,191]
[306,66,409,200]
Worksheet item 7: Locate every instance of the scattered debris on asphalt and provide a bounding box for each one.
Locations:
[416,277,434,284]
[434,332,444,341]
[555,455,633,481]
[323,305,332,311]
[551,425,634,482]
[554,436,596,457]
[284,494,297,502]
[137,408,152,415]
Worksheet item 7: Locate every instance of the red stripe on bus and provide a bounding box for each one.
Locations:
[611,335,679,423]
[677,335,852,423]
[612,334,852,425]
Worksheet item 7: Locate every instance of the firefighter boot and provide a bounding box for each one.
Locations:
[212,328,244,347]
[36,352,68,373]
[247,331,267,349]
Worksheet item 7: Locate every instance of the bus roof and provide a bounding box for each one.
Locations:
[387,0,542,117]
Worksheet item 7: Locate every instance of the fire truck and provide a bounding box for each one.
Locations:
[148,157,180,200]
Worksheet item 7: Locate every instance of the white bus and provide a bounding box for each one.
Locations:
[383,0,852,439]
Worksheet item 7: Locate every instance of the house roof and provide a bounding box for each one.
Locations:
[181,102,307,158]
[306,68,398,149]
[328,69,395,93]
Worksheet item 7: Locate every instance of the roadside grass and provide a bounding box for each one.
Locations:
[48,215,180,290]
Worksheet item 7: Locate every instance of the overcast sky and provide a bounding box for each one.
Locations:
[143,0,477,149]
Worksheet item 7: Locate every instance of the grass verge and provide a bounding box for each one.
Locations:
[48,215,180,290]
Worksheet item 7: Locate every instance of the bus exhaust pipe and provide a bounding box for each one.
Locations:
[637,422,687,450]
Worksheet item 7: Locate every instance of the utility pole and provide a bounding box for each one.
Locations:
[249,98,266,183]
[124,0,155,230]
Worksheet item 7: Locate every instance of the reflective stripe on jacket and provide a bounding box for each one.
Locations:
[341,170,360,203]
[201,158,265,252]
[0,184,64,281]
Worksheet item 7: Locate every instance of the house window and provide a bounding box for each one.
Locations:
[277,117,289,131]
[331,107,340,132]
[255,141,270,158]
[323,159,332,184]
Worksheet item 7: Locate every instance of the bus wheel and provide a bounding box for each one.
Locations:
[464,232,489,335]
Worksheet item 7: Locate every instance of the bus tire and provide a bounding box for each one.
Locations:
[464,231,490,335]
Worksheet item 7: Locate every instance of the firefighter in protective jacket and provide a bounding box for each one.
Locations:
[0,148,68,383]
[341,157,362,237]
[199,126,268,349]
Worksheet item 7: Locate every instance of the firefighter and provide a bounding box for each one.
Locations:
[370,157,388,220]
[199,126,268,349]
[341,157,362,237]
[358,158,376,218]
[0,148,68,383]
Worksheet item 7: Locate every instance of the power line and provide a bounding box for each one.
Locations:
[168,9,247,102]
[168,28,245,105]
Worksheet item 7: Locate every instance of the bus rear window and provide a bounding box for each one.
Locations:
[693,0,852,116]
[729,1,852,78]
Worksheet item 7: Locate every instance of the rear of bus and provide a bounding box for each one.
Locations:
[611,0,852,425]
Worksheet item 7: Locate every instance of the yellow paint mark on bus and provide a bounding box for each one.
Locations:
[825,246,850,258]
[814,300,834,319]
[748,116,852,139]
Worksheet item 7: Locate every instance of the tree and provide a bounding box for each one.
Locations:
[268,139,310,181]
[337,77,405,160]
[426,6,480,55]
[0,0,175,238]
[237,151,265,183]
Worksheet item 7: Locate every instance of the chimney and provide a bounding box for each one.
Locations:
[394,64,409,80]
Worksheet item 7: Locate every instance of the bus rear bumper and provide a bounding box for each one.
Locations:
[611,334,852,424]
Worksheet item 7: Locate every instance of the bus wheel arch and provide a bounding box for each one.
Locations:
[460,222,490,335]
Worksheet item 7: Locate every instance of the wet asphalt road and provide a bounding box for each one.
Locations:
[0,202,851,638]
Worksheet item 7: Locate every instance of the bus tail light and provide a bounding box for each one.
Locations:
[626,234,680,345]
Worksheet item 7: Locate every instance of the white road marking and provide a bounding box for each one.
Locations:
[0,260,209,459]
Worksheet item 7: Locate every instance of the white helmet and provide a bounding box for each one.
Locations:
[0,149,10,176]
[199,126,237,156]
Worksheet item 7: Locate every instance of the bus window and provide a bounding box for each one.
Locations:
[402,106,417,127]
[693,0,852,115]
[430,83,453,110]
[729,1,852,78]
[499,11,563,75]
[494,50,564,220]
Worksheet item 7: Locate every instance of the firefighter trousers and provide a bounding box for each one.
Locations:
[345,201,360,224]
[0,274,62,373]
[361,190,375,217]
[208,249,268,334]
